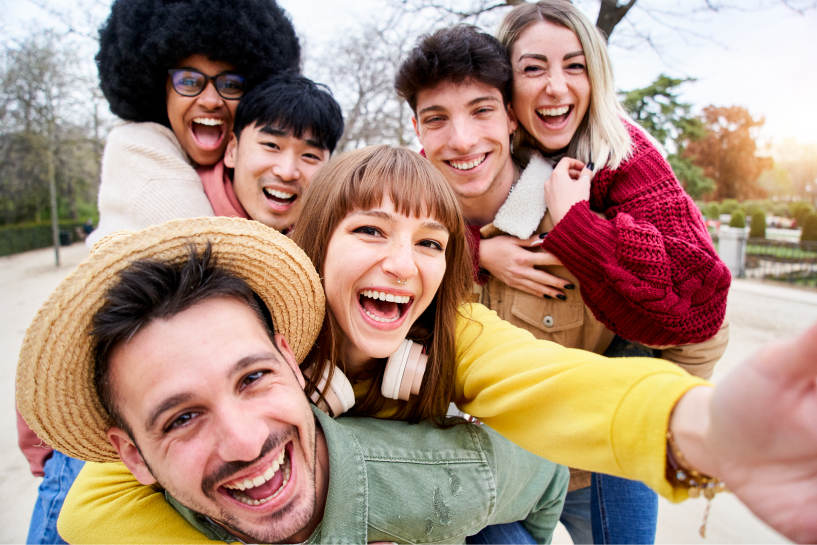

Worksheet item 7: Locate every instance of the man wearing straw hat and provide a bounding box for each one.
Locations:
[16,217,569,544]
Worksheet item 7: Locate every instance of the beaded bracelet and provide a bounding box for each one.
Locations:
[666,431,728,537]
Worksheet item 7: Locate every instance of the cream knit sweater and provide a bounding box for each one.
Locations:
[87,122,215,246]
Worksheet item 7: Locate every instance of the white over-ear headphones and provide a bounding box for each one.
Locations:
[309,365,355,417]
[381,339,428,401]
[309,340,428,417]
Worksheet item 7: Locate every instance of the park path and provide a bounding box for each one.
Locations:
[1,243,814,543]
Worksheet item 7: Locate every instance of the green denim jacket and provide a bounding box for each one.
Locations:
[169,407,568,544]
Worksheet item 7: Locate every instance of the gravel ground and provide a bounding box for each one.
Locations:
[1,243,814,543]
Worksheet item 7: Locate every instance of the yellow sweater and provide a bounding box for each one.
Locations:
[59,304,707,543]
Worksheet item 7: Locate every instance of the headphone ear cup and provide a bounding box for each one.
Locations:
[382,339,412,400]
[397,341,425,401]
[310,364,355,417]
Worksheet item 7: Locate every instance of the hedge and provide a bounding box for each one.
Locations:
[0,221,87,257]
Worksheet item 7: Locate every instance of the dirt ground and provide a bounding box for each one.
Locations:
[1,243,814,543]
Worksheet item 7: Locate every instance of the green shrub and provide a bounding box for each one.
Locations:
[729,210,746,228]
[703,202,721,220]
[772,202,790,217]
[791,201,815,225]
[749,210,766,238]
[0,220,87,257]
[720,199,740,214]
[744,200,765,216]
[802,212,817,242]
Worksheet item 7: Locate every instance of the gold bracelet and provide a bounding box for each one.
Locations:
[666,430,727,537]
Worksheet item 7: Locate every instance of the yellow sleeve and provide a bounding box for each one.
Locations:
[453,303,710,502]
[59,462,219,544]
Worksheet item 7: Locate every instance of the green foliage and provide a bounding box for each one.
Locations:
[0,220,87,257]
[720,199,740,214]
[749,210,766,238]
[729,210,746,228]
[791,201,816,225]
[743,200,766,216]
[772,202,790,217]
[703,202,721,220]
[668,155,715,200]
[802,212,817,242]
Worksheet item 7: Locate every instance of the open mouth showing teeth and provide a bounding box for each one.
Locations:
[535,105,572,125]
[263,187,297,205]
[191,117,226,147]
[222,446,291,506]
[358,290,412,324]
[447,154,487,171]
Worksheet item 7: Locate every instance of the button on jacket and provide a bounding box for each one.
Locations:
[169,407,568,544]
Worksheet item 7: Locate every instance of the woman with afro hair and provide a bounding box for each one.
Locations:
[19,1,300,542]
[85,0,300,246]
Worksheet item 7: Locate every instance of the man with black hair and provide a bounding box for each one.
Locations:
[199,72,345,233]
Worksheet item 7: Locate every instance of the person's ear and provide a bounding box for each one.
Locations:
[107,427,156,486]
[274,334,305,389]
[412,116,420,140]
[224,133,239,168]
[506,103,519,133]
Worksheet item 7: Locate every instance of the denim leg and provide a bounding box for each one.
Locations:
[591,473,657,544]
[26,451,86,544]
[467,522,537,544]
[559,486,593,544]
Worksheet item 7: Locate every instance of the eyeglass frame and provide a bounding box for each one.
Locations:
[167,68,247,100]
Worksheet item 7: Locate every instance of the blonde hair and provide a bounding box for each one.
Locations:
[497,0,632,169]
[292,145,473,423]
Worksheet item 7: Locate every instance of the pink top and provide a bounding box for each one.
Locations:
[197,160,250,220]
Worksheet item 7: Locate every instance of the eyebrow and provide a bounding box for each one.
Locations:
[353,210,449,233]
[518,51,584,63]
[144,352,280,432]
[258,126,325,151]
[418,95,499,117]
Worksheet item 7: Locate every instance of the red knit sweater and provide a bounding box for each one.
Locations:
[469,124,730,346]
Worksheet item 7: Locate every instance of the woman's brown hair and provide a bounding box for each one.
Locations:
[292,145,473,423]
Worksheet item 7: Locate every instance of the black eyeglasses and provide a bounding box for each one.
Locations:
[167,69,247,100]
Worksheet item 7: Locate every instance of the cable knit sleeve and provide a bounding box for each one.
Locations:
[541,126,730,346]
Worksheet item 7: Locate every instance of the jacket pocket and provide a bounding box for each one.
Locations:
[510,291,585,334]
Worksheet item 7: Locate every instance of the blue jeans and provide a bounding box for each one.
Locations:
[27,451,85,544]
[467,522,536,544]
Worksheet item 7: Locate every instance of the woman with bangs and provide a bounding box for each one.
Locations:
[62,145,730,544]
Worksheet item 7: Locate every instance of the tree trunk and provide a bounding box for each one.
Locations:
[596,0,638,41]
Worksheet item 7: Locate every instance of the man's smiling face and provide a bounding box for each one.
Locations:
[225,124,328,232]
[106,296,321,543]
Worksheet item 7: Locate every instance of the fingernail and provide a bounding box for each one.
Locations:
[543,294,552,299]
[539,232,549,239]
[587,162,595,171]
[564,284,575,290]
[556,294,567,301]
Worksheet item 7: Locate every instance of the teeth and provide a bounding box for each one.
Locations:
[449,154,486,171]
[363,308,399,323]
[263,188,295,200]
[193,117,224,126]
[224,448,288,492]
[231,463,292,506]
[536,106,570,117]
[360,290,410,304]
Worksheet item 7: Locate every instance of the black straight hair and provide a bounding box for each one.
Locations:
[233,72,345,154]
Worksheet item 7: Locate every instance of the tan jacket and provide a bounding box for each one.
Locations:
[478,212,729,490]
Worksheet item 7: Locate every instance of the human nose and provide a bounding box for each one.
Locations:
[382,236,418,284]
[271,152,300,182]
[197,80,224,110]
[214,404,268,463]
[448,117,480,152]
[546,69,568,103]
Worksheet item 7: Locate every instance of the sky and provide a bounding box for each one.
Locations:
[3,0,816,147]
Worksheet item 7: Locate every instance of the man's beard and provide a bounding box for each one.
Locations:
[150,424,319,544]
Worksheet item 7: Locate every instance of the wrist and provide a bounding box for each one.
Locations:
[669,386,718,477]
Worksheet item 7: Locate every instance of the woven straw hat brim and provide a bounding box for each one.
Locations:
[16,217,325,463]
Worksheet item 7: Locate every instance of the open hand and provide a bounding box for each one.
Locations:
[479,235,569,299]
[545,158,592,225]
[671,323,817,543]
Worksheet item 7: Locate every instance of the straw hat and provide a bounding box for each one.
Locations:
[16,217,325,463]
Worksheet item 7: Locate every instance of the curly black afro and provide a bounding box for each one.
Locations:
[97,0,301,126]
